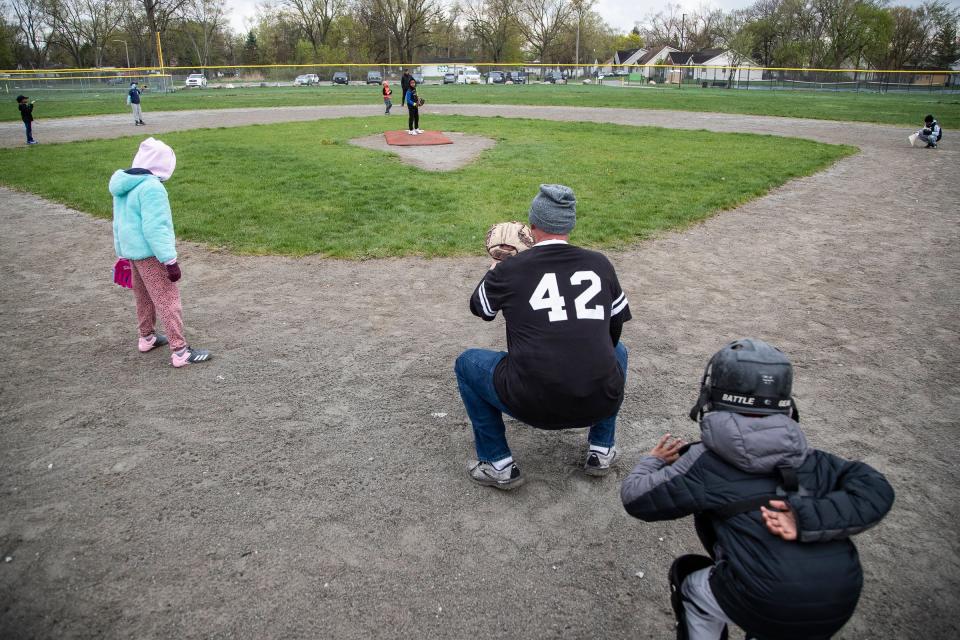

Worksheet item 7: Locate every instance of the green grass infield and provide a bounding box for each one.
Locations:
[3,83,957,126]
[0,115,855,258]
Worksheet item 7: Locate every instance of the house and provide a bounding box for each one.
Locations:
[633,45,679,82]
[601,47,646,75]
[665,49,764,85]
[949,58,960,86]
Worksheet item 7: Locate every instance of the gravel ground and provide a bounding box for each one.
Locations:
[0,106,958,640]
[348,132,495,171]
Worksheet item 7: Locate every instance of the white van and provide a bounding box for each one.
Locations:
[456,67,482,85]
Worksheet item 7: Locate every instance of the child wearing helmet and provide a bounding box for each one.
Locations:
[620,339,894,640]
[916,114,942,148]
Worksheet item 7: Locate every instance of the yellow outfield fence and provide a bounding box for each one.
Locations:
[2,62,957,97]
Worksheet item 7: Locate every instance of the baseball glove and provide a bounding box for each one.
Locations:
[485,221,535,261]
[417,97,425,107]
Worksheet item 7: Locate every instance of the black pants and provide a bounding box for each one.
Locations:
[408,107,419,131]
[24,120,33,142]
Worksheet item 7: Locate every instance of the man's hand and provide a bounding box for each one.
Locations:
[649,433,686,464]
[761,500,798,541]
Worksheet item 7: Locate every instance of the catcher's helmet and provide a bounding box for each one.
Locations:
[689,338,798,422]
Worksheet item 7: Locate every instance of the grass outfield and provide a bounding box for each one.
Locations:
[3,83,958,126]
[0,115,854,258]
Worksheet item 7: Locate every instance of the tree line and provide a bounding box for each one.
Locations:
[0,0,957,71]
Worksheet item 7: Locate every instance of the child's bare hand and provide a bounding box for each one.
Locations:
[649,433,686,464]
[761,500,798,541]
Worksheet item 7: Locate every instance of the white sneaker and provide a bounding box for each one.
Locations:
[416,129,424,133]
[583,445,618,476]
[467,460,524,490]
[406,130,414,135]
[410,130,419,136]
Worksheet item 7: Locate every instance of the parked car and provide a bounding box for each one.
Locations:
[505,71,527,84]
[543,71,566,84]
[366,71,383,84]
[411,73,424,84]
[185,73,207,88]
[443,72,456,84]
[293,74,319,86]
[456,67,482,84]
[486,71,506,84]
[332,71,349,85]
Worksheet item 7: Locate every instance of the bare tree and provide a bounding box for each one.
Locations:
[517,0,570,64]
[684,8,724,50]
[47,0,129,67]
[463,0,518,62]
[10,0,51,67]
[359,0,443,63]
[178,0,225,67]
[639,3,684,49]
[142,0,189,64]
[569,0,592,72]
[283,0,346,54]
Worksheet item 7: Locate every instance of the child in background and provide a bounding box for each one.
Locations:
[16,95,37,145]
[621,338,894,640]
[382,81,392,115]
[128,82,145,126]
[110,137,211,368]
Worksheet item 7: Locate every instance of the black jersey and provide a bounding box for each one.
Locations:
[470,240,632,429]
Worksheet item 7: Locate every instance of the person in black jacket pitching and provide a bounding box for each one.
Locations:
[621,338,894,640]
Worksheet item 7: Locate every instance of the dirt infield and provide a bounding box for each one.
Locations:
[349,132,495,171]
[1,106,958,639]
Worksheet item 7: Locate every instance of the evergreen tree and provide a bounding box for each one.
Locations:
[241,30,259,64]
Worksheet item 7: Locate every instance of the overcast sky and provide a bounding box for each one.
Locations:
[224,0,762,36]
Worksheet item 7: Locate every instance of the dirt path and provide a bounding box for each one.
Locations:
[1,107,958,640]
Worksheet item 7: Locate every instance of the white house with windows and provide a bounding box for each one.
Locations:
[634,45,679,81]
[666,49,764,84]
[601,47,647,74]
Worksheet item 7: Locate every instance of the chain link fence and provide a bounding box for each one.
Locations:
[2,63,956,103]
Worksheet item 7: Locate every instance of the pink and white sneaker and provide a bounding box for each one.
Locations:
[171,346,212,368]
[138,334,169,353]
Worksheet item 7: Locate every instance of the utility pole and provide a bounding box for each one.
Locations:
[575,20,580,78]
[679,14,686,89]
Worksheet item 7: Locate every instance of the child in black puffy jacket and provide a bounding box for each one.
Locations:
[621,339,894,640]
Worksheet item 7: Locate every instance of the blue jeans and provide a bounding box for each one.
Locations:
[454,343,628,462]
[24,121,33,143]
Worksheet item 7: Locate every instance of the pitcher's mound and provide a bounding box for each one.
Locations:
[349,132,495,172]
[384,130,452,146]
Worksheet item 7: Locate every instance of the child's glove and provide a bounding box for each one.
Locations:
[923,128,932,135]
[166,261,182,282]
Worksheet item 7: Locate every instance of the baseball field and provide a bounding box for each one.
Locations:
[0,94,957,639]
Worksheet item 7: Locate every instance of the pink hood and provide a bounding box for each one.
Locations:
[132,137,176,181]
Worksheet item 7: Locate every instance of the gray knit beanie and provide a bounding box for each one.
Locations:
[528,184,576,234]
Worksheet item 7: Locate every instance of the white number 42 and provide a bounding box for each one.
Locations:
[529,271,604,322]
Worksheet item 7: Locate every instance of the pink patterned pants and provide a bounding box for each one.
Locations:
[130,257,186,351]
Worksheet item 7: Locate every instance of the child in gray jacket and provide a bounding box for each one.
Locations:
[621,339,894,640]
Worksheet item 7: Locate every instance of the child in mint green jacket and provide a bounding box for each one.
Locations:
[110,137,211,367]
